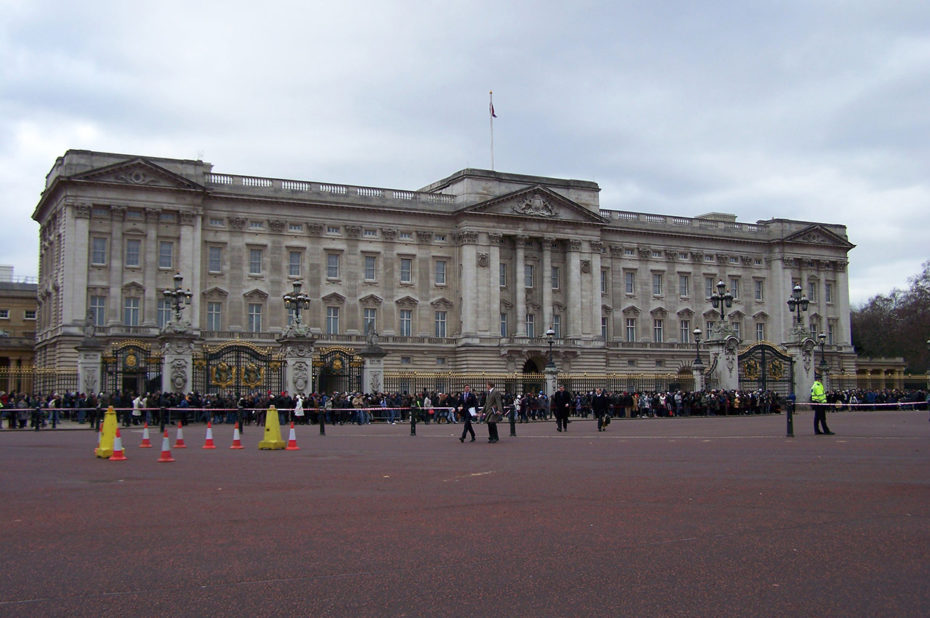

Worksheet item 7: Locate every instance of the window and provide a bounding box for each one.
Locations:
[626,318,636,342]
[326,307,339,334]
[653,319,663,343]
[729,277,740,299]
[247,304,263,332]
[551,266,560,290]
[827,320,836,345]
[399,231,412,240]
[400,258,412,283]
[326,254,340,279]
[601,316,608,339]
[399,309,412,336]
[553,315,561,338]
[209,218,224,227]
[364,255,376,281]
[363,308,376,333]
[652,273,663,296]
[705,254,716,263]
[159,212,176,223]
[123,297,140,326]
[808,281,817,301]
[208,247,222,273]
[500,263,507,287]
[157,298,171,328]
[600,270,608,295]
[24,309,36,321]
[524,264,534,288]
[400,356,411,365]
[500,313,508,337]
[434,234,446,242]
[730,320,741,338]
[90,296,105,326]
[705,276,715,298]
[435,260,447,285]
[525,313,535,338]
[678,252,689,260]
[706,320,716,333]
[434,311,447,337]
[158,241,173,269]
[754,279,764,301]
[326,226,340,235]
[248,248,263,275]
[364,229,377,238]
[249,221,264,230]
[91,238,108,265]
[625,271,635,294]
[206,302,222,331]
[680,320,691,343]
[679,274,690,297]
[624,248,635,256]
[0,309,8,319]
[756,322,765,341]
[288,223,303,232]
[825,282,834,304]
[288,251,302,277]
[125,239,141,267]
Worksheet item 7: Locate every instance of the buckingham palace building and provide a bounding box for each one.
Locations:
[30,149,858,397]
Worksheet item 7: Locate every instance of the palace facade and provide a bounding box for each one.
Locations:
[32,150,857,394]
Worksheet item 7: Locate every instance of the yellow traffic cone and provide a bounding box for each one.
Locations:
[94,407,119,459]
[258,405,286,450]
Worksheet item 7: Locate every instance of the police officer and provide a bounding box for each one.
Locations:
[811,375,833,435]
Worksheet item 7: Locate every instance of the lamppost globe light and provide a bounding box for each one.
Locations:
[163,273,192,322]
[545,327,555,369]
[282,281,310,326]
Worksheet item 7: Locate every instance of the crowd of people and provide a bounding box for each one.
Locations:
[1,386,927,430]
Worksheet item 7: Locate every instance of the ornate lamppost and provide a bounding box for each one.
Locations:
[786,283,810,336]
[163,272,192,324]
[692,327,704,392]
[282,281,310,328]
[545,327,556,370]
[710,280,734,333]
[817,332,828,380]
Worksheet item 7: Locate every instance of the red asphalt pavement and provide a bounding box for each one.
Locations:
[1,410,928,617]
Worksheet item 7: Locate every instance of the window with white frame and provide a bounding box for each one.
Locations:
[525,313,535,338]
[552,314,561,338]
[625,271,635,294]
[680,319,691,343]
[499,263,507,287]
[247,303,263,332]
[24,309,36,320]
[364,255,376,281]
[248,248,263,275]
[524,264,534,288]
[731,319,741,339]
[91,238,108,265]
[206,302,222,331]
[400,258,412,283]
[679,274,690,297]
[825,281,834,304]
[326,254,340,279]
[500,313,508,337]
[158,241,173,269]
[551,266,560,290]
[125,239,141,267]
[705,276,715,298]
[157,298,171,328]
[288,251,302,277]
[326,307,339,334]
[123,297,140,326]
[399,309,412,336]
[652,273,663,296]
[363,308,376,333]
[435,260,447,285]
[0,309,9,319]
[706,320,715,333]
[626,317,636,342]
[756,322,765,341]
[653,319,663,342]
[827,320,836,345]
[208,246,222,273]
[808,280,817,301]
[601,316,608,339]
[729,277,740,299]
[754,279,764,301]
[601,270,608,294]
[434,311,447,337]
[89,296,105,326]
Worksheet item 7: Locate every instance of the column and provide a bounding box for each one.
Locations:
[278,334,316,396]
[459,232,478,336]
[835,262,851,347]
[515,237,526,337]
[489,234,502,337]
[65,203,91,328]
[542,238,553,332]
[590,242,603,338]
[106,207,124,325]
[567,240,582,338]
[159,332,197,394]
[181,212,202,330]
[143,209,159,327]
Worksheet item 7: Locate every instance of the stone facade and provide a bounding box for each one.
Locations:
[31,150,857,384]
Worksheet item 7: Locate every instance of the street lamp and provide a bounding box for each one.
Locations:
[693,327,703,366]
[786,284,810,326]
[817,332,827,378]
[282,281,310,326]
[545,327,556,369]
[162,272,192,322]
[711,280,734,321]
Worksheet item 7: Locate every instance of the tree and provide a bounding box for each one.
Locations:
[851,261,930,374]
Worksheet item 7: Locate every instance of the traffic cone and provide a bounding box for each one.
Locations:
[258,405,285,450]
[95,407,118,459]
[230,422,244,449]
[174,421,187,448]
[139,422,153,448]
[157,430,175,463]
[202,421,216,449]
[109,428,128,461]
[285,421,300,451]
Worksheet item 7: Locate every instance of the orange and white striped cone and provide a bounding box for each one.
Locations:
[174,421,187,448]
[230,422,244,449]
[109,428,128,461]
[139,422,153,448]
[285,421,300,451]
[202,421,216,449]
[157,430,175,463]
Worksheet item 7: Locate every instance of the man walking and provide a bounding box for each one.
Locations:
[593,387,610,432]
[482,382,503,443]
[552,385,572,432]
[457,385,478,443]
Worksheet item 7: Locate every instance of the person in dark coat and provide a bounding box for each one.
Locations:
[592,388,610,432]
[551,385,572,432]
[482,382,504,443]
[456,385,478,443]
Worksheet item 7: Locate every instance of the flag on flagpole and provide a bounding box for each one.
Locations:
[489,91,497,118]
[490,101,497,118]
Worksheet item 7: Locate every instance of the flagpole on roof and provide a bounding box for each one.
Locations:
[489,90,495,171]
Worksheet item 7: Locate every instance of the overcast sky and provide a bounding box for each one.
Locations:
[2,0,928,305]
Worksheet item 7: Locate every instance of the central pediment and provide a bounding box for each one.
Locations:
[72,158,204,191]
[459,186,606,224]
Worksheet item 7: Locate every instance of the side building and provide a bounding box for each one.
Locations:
[31,150,856,396]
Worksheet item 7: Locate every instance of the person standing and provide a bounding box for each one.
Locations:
[593,387,610,432]
[811,375,833,435]
[552,385,572,432]
[482,382,503,443]
[457,385,478,443]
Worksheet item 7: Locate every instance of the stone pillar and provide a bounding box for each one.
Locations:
[515,237,526,337]
[542,238,553,332]
[278,332,317,396]
[359,341,388,395]
[489,234,502,337]
[106,207,124,325]
[590,241,603,339]
[459,231,478,336]
[567,240,582,338]
[66,203,91,329]
[784,336,816,402]
[692,360,705,392]
[545,364,558,399]
[159,330,198,394]
[705,336,740,392]
[76,338,104,396]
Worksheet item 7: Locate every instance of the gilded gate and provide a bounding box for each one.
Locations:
[737,342,794,396]
[192,341,284,396]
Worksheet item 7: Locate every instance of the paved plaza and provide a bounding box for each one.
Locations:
[1,410,928,616]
